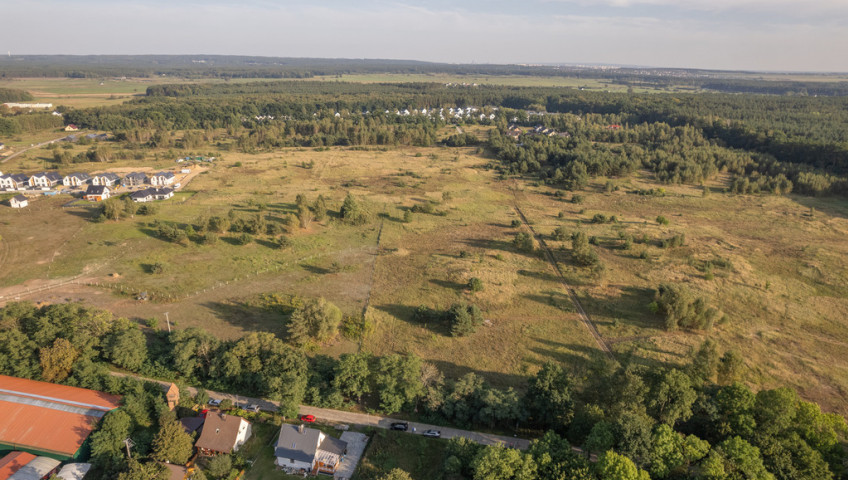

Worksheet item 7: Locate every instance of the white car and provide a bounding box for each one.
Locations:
[208,398,222,406]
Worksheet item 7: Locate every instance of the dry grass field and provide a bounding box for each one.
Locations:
[512,173,848,413]
[1,142,847,413]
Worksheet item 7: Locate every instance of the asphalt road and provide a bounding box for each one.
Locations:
[110,372,530,449]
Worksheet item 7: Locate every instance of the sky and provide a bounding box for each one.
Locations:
[2,0,847,72]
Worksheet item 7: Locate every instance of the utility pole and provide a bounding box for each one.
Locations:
[165,311,171,333]
[123,437,134,459]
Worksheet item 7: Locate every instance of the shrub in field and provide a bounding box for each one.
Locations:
[512,232,534,253]
[449,303,484,337]
[656,215,670,226]
[650,283,721,330]
[468,277,484,292]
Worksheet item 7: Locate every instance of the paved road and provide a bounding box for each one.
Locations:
[109,372,531,450]
[1,135,69,164]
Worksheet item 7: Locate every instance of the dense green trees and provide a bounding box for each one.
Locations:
[0,301,845,480]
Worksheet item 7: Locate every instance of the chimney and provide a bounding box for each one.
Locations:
[298,424,305,434]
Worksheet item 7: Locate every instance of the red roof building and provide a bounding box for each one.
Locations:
[0,451,36,478]
[0,375,121,460]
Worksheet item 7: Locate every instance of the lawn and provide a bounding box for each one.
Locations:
[354,429,448,480]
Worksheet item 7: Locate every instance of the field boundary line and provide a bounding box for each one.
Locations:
[511,186,613,358]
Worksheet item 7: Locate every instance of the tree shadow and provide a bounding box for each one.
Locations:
[517,269,560,283]
[201,300,288,335]
[301,264,331,275]
[427,360,530,390]
[429,279,466,291]
[373,303,452,337]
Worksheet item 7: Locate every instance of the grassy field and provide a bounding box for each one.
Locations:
[354,429,448,480]
[1,141,847,414]
[511,173,848,413]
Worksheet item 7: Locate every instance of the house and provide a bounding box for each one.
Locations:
[84,185,110,202]
[129,188,153,203]
[28,172,63,188]
[165,383,180,410]
[123,172,148,187]
[64,124,79,132]
[9,195,28,208]
[63,173,91,187]
[274,424,348,475]
[194,413,251,455]
[0,143,5,150]
[0,174,30,190]
[90,173,120,187]
[153,187,174,200]
[0,375,121,461]
[150,171,176,186]
[54,463,91,480]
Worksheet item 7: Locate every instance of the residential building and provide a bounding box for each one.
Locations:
[150,171,176,186]
[62,173,91,187]
[130,187,173,203]
[9,195,28,208]
[0,375,121,460]
[28,172,62,188]
[84,185,110,202]
[90,173,120,187]
[0,174,30,190]
[123,172,147,187]
[195,413,251,455]
[64,124,79,132]
[274,424,348,475]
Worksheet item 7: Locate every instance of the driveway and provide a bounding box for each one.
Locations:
[335,432,368,480]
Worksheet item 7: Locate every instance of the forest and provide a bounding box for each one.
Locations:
[1,301,845,480]
[42,80,848,196]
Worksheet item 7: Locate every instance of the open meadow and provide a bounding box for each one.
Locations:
[2,141,847,415]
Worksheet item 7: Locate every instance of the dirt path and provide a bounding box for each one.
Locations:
[1,135,68,164]
[511,186,614,358]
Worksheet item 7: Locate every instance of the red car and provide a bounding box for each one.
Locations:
[300,414,316,423]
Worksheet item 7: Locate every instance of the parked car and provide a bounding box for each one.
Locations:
[246,404,261,412]
[422,429,441,438]
[390,422,409,431]
[300,414,316,423]
[208,399,222,406]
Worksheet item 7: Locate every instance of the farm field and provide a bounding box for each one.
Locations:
[1,143,848,414]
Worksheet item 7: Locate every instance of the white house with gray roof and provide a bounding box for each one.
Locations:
[274,424,347,475]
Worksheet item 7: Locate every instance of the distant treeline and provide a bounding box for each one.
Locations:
[55,80,848,195]
[2,55,848,96]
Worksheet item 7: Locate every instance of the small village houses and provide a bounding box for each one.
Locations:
[9,195,28,208]
[274,424,348,475]
[195,413,251,456]
[84,185,110,202]
[62,172,91,187]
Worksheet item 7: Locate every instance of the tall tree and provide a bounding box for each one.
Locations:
[525,361,575,432]
[151,415,194,465]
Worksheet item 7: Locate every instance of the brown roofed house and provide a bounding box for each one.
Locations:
[194,413,251,455]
